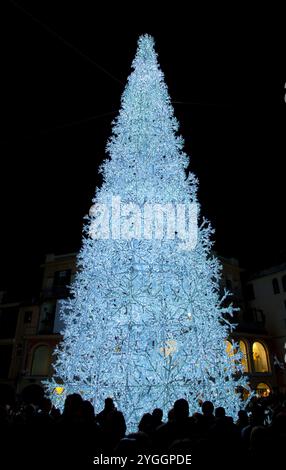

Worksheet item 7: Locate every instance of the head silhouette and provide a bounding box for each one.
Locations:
[202,401,214,416]
[63,393,83,418]
[215,406,226,418]
[173,398,189,420]
[138,412,153,433]
[104,397,115,411]
[152,408,163,422]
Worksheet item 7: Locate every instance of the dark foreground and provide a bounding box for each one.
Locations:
[1,393,285,468]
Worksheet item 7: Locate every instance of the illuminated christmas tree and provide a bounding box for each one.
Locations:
[45,35,250,428]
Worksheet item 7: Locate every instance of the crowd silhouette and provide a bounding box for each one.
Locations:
[1,391,285,467]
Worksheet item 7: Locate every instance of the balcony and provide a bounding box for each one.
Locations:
[237,307,266,333]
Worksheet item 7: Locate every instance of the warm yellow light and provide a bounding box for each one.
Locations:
[239,340,249,372]
[160,340,177,357]
[225,340,234,358]
[256,382,271,397]
[252,342,269,372]
[54,386,64,395]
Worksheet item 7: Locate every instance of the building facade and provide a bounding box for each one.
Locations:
[0,253,76,403]
[246,263,286,393]
[0,253,283,403]
[220,256,278,397]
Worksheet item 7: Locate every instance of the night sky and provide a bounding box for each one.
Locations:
[2,2,285,299]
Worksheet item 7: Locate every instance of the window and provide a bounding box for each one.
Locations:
[282,275,286,292]
[225,340,242,371]
[246,283,255,301]
[226,340,249,372]
[38,302,56,334]
[256,382,271,397]
[252,342,269,373]
[239,340,249,372]
[24,311,33,324]
[225,340,234,358]
[53,270,71,288]
[31,346,50,376]
[272,278,280,295]
[254,309,265,325]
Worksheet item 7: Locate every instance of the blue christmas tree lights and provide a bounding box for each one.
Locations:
[44,35,250,429]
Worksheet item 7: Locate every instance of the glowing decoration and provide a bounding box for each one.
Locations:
[160,340,177,357]
[54,386,64,395]
[256,382,271,397]
[44,34,250,429]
